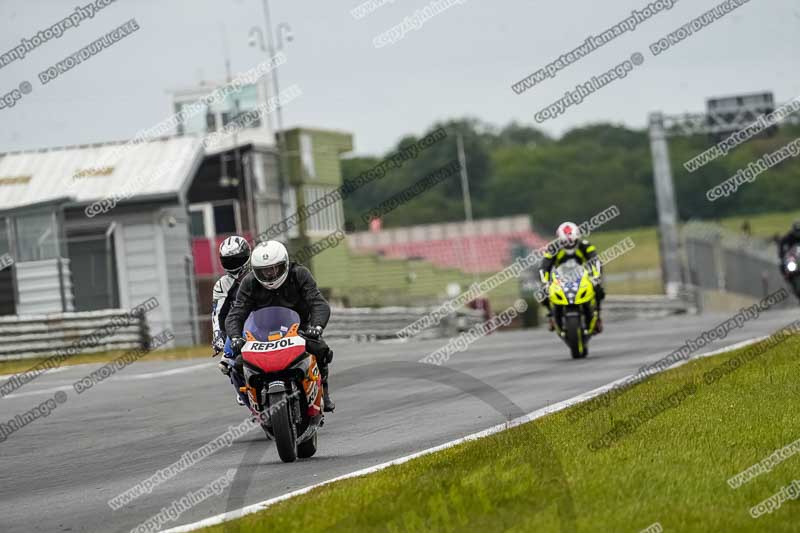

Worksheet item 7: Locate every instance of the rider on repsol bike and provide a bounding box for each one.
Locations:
[538,221,605,333]
[225,240,335,412]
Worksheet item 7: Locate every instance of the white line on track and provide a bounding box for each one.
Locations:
[162,335,767,532]
[2,384,74,399]
[2,362,214,399]
[0,366,70,380]
[113,362,214,381]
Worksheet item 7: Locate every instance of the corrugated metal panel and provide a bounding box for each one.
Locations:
[117,221,171,340]
[0,137,204,211]
[161,206,196,346]
[113,213,196,348]
[16,259,74,314]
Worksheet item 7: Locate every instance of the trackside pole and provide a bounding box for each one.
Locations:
[648,112,682,297]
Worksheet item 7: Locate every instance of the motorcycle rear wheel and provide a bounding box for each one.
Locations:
[269,391,297,463]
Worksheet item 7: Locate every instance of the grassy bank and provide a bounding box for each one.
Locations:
[201,332,800,532]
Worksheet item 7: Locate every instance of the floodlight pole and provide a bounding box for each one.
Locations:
[648,112,682,297]
[457,133,480,284]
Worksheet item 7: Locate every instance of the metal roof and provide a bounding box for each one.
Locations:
[0,136,204,211]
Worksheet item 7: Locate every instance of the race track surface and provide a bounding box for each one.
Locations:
[1,309,797,532]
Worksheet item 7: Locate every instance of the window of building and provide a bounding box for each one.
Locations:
[174,84,263,137]
[189,202,240,238]
[221,111,234,128]
[213,203,238,235]
[174,101,209,136]
[205,112,217,132]
[303,186,343,234]
[0,218,8,254]
[189,210,206,238]
[14,211,59,262]
[300,133,316,179]
[283,187,300,239]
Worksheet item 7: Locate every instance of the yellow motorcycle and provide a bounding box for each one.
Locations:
[547,259,600,359]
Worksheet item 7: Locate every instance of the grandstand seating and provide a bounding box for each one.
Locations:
[348,215,547,274]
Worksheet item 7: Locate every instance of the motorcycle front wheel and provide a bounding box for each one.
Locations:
[565,315,588,359]
[269,391,297,463]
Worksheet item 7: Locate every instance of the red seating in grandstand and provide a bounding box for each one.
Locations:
[355,232,547,274]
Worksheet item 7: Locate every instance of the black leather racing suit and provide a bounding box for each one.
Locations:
[225,262,333,383]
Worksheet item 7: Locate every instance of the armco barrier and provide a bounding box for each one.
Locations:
[0,309,150,361]
[324,298,689,341]
[325,307,486,341]
[603,294,694,321]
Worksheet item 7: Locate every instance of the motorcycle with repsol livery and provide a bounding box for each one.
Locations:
[239,306,324,463]
[547,259,601,359]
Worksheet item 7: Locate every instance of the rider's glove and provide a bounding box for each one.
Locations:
[305,325,324,340]
[218,358,234,376]
[229,336,246,355]
[212,332,226,354]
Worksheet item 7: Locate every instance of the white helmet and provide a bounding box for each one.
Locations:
[556,222,580,253]
[251,240,289,290]
[219,236,251,276]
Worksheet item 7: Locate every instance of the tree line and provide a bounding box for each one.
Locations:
[341,119,800,234]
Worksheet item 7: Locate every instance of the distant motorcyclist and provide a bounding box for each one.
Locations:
[212,236,251,406]
[538,222,605,333]
[777,221,800,276]
[225,240,335,412]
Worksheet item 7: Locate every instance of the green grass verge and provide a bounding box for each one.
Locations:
[605,275,663,295]
[0,346,208,375]
[591,225,661,275]
[715,209,800,240]
[201,332,800,532]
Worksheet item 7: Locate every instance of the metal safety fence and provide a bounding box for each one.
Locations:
[0,309,150,361]
[324,306,486,341]
[682,221,795,310]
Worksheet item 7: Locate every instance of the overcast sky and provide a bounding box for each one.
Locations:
[1,0,798,156]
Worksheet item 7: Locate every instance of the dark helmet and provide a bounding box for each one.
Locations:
[792,221,800,235]
[219,236,251,276]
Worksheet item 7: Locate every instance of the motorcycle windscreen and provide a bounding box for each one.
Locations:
[241,306,307,373]
[552,261,583,304]
[553,261,584,285]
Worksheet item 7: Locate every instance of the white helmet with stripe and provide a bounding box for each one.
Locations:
[219,236,251,276]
